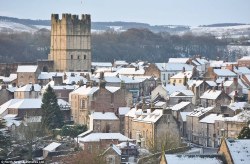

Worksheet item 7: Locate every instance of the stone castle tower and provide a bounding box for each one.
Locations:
[48,13,91,72]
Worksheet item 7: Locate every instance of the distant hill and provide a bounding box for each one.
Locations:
[0,16,190,33]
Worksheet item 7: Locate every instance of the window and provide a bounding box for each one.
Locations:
[80,99,85,109]
[71,55,73,59]
[84,55,86,60]
[77,56,80,60]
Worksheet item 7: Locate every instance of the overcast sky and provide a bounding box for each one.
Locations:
[0,0,249,26]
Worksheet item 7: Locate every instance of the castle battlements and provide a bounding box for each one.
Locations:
[51,13,90,24]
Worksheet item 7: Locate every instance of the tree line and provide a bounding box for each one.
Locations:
[0,28,237,63]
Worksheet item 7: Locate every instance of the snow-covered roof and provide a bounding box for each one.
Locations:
[17,65,38,73]
[63,76,87,85]
[225,139,250,164]
[2,74,17,83]
[171,71,193,79]
[200,114,224,124]
[125,108,137,117]
[165,155,223,164]
[168,58,190,63]
[164,84,187,95]
[209,60,224,68]
[187,80,204,87]
[8,99,42,109]
[234,66,250,75]
[105,76,121,83]
[116,142,137,149]
[154,101,166,108]
[70,85,99,96]
[200,90,222,100]
[221,80,234,87]
[38,72,64,80]
[213,69,237,77]
[78,133,132,142]
[196,58,209,65]
[224,111,250,122]
[170,90,194,97]
[107,144,121,155]
[171,102,191,111]
[180,112,192,122]
[192,60,201,66]
[90,112,118,120]
[238,55,250,61]
[43,142,61,152]
[228,102,246,111]
[188,107,214,117]
[205,81,217,87]
[15,84,41,92]
[114,60,128,66]
[118,107,130,115]
[155,63,194,71]
[142,109,163,123]
[119,75,141,84]
[116,68,145,75]
[92,62,112,67]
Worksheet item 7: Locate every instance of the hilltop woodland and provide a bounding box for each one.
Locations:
[0,28,245,63]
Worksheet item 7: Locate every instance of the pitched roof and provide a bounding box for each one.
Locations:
[90,112,118,120]
[78,133,132,142]
[225,139,250,164]
[43,142,61,151]
[213,69,237,77]
[17,65,38,73]
[118,107,130,115]
[171,71,193,79]
[200,90,222,100]
[199,114,224,124]
[168,58,190,63]
[188,107,214,117]
[171,102,191,111]
[15,84,41,92]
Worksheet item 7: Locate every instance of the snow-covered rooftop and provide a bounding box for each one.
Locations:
[15,84,41,92]
[164,84,187,95]
[200,89,222,100]
[170,90,194,97]
[209,60,224,68]
[200,114,224,124]
[188,107,214,117]
[90,112,118,120]
[17,65,38,73]
[92,62,112,67]
[228,102,247,111]
[171,102,191,111]
[78,133,132,142]
[234,66,250,75]
[168,58,190,63]
[116,68,145,75]
[165,154,223,164]
[43,142,61,152]
[171,71,193,79]
[225,139,250,164]
[155,63,194,71]
[213,69,237,77]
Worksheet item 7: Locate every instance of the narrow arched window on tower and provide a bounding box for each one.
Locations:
[84,55,86,60]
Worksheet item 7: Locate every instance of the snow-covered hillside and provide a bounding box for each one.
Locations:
[0,20,50,33]
[190,25,250,38]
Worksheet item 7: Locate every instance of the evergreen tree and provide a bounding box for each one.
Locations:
[238,127,250,139]
[41,85,63,132]
[0,120,11,159]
